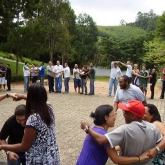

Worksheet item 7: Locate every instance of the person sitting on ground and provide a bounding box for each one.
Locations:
[81,100,165,165]
[0,104,26,165]
[0,83,60,165]
[143,104,165,165]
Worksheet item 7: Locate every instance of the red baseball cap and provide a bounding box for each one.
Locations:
[118,100,145,118]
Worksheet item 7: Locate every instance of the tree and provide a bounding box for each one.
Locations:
[74,13,98,66]
[155,12,165,40]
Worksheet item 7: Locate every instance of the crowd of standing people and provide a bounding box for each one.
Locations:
[23,60,96,96]
[0,59,165,165]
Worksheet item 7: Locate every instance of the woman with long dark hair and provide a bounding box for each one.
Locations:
[143,104,165,165]
[0,83,60,165]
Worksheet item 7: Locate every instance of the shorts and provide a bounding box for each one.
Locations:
[140,84,147,91]
[74,78,81,88]
[0,77,6,84]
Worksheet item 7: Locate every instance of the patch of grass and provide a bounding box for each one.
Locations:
[0,59,24,76]
[95,76,109,82]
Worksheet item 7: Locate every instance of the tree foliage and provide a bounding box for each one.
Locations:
[127,9,158,32]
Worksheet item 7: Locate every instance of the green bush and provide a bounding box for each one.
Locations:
[12,75,24,82]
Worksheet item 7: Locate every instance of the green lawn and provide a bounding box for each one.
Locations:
[95,76,109,82]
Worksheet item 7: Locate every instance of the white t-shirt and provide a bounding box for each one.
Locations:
[126,65,132,77]
[63,66,70,78]
[105,121,162,165]
[23,65,30,76]
[115,84,146,104]
[54,65,63,77]
[73,68,81,79]
[110,62,122,79]
[47,65,54,77]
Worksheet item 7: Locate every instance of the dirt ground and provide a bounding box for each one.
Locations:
[11,79,162,98]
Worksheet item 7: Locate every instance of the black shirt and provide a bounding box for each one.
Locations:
[6,68,11,79]
[150,72,157,85]
[0,115,24,145]
[80,69,89,79]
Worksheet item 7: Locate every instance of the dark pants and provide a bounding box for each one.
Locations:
[160,80,165,98]
[31,76,38,83]
[150,83,156,99]
[64,77,70,92]
[89,79,95,94]
[7,78,11,90]
[7,153,26,165]
[48,75,54,92]
[81,78,87,94]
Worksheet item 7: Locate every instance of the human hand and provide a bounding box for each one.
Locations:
[147,148,158,158]
[13,94,26,101]
[8,152,19,162]
[81,121,90,130]
[139,151,150,161]
[7,93,17,99]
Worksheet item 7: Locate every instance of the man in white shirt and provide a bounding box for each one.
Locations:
[54,60,63,93]
[23,62,30,92]
[108,61,122,96]
[73,64,81,93]
[63,63,70,93]
[119,61,132,83]
[47,61,54,93]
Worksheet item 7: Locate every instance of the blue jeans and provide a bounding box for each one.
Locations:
[55,76,62,92]
[109,78,118,95]
[8,153,26,165]
[81,79,87,94]
[64,77,70,92]
[89,79,95,94]
[40,76,45,86]
[24,76,30,92]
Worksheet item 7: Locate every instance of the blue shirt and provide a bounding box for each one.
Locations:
[39,66,45,77]
[76,126,109,165]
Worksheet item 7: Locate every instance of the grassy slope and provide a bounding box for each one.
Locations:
[0,51,47,76]
[98,25,147,39]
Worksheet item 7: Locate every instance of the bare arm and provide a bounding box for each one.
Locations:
[106,147,149,164]
[114,101,119,111]
[153,121,165,136]
[13,94,27,101]
[119,62,127,67]
[81,122,108,145]
[0,94,7,101]
[147,135,165,158]
[142,100,147,105]
[0,140,19,161]
[0,127,37,152]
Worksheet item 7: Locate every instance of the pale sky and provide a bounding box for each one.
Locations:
[69,0,165,26]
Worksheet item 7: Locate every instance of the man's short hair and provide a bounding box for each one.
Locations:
[14,104,26,116]
[121,75,130,84]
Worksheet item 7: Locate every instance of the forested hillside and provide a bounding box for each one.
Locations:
[98,26,147,40]
[0,0,165,74]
